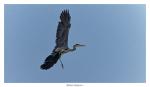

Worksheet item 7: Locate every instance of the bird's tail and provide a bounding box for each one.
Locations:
[40,52,61,70]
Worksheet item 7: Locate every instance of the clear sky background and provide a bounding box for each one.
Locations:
[4,4,146,83]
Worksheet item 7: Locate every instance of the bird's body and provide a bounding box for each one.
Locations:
[40,10,85,70]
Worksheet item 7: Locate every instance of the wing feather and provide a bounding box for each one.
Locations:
[54,10,71,50]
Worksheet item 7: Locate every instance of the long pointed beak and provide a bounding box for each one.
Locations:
[79,44,86,47]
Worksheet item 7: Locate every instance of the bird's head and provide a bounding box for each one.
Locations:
[74,44,85,48]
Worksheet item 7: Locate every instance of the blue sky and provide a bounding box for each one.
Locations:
[4,4,146,83]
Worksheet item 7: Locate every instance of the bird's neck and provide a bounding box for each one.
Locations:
[68,45,76,52]
[61,45,76,54]
[72,45,77,51]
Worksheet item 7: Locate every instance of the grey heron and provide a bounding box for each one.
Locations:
[40,10,85,70]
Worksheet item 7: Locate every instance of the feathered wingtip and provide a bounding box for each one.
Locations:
[60,9,71,23]
[40,62,53,70]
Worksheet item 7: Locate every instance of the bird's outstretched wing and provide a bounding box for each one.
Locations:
[54,10,71,50]
[40,10,71,70]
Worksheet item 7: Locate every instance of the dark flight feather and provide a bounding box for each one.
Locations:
[40,52,61,70]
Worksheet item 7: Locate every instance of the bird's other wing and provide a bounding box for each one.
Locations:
[40,52,61,70]
[54,10,71,50]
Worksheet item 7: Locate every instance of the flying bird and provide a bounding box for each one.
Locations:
[40,10,85,70]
